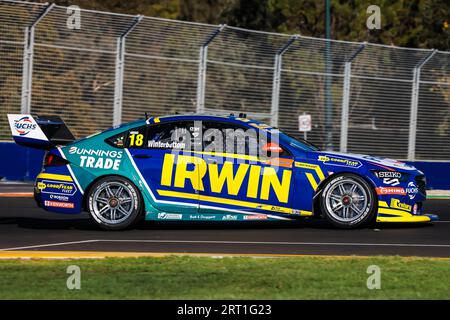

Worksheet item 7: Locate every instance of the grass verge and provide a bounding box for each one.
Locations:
[0,255,448,299]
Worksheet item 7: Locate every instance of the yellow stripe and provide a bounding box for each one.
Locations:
[295,162,325,180]
[1,251,446,260]
[378,201,389,208]
[192,151,263,163]
[378,207,412,217]
[154,117,160,123]
[306,173,318,191]
[36,173,73,182]
[157,189,312,216]
[376,216,431,223]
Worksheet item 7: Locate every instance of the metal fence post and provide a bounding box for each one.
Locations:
[339,43,366,153]
[270,35,297,128]
[21,3,54,114]
[196,24,225,114]
[113,15,143,126]
[407,49,437,161]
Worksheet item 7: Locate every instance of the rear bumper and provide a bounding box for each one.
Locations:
[34,172,83,214]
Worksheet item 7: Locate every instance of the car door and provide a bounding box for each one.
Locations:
[198,120,295,217]
[126,120,200,214]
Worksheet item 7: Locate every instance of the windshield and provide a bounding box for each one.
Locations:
[271,128,320,152]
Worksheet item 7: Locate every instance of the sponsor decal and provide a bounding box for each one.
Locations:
[376,187,406,195]
[189,214,217,220]
[374,171,402,179]
[222,214,238,221]
[243,214,268,220]
[39,180,77,196]
[69,147,123,170]
[318,155,362,168]
[406,182,419,200]
[160,154,292,204]
[49,194,70,202]
[44,201,75,209]
[157,213,182,220]
[148,140,186,149]
[292,209,302,215]
[14,116,37,136]
[390,198,412,212]
[381,177,400,186]
[294,162,317,169]
[373,171,406,186]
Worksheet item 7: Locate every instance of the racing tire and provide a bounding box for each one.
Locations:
[87,176,144,230]
[320,173,377,229]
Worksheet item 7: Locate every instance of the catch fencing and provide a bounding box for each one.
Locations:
[0,0,449,161]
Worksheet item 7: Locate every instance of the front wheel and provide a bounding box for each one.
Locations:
[320,174,377,229]
[87,176,144,230]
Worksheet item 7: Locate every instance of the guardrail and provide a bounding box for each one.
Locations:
[0,0,449,161]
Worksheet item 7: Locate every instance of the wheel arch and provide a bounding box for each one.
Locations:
[312,171,378,218]
[82,174,144,212]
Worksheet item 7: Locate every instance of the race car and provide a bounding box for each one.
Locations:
[7,113,438,230]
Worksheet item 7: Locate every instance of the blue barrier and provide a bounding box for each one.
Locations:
[0,142,45,181]
[0,142,449,189]
[405,161,450,190]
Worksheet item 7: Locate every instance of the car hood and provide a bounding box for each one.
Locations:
[312,151,420,173]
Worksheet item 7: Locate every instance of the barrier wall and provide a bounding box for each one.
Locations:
[0,142,45,181]
[0,142,448,189]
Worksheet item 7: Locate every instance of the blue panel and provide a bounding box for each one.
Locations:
[406,161,450,190]
[0,142,45,181]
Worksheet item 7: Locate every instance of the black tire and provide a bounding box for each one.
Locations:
[87,176,144,230]
[320,173,377,229]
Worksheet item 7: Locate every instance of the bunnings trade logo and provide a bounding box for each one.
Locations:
[14,116,36,136]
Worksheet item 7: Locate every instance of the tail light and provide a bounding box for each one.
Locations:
[44,153,69,167]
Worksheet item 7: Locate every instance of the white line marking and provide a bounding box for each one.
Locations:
[91,239,450,248]
[1,239,449,251]
[0,240,98,251]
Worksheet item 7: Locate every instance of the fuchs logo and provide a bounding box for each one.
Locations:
[14,116,36,136]
[406,182,419,200]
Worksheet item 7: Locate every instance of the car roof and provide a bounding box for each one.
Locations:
[146,113,268,127]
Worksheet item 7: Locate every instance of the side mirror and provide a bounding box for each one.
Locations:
[262,142,284,154]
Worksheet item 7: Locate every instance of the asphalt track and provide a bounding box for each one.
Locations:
[0,183,449,258]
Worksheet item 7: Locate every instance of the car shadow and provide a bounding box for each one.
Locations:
[0,216,434,232]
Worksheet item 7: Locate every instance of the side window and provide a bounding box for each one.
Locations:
[106,131,127,148]
[202,121,292,158]
[146,121,195,150]
[202,121,258,156]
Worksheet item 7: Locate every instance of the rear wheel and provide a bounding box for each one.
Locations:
[87,176,143,230]
[320,174,376,229]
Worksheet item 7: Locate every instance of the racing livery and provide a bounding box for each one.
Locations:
[7,113,438,230]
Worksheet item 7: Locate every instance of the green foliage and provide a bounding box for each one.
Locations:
[48,0,450,49]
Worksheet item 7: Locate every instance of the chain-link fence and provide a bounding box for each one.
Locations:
[1,0,449,161]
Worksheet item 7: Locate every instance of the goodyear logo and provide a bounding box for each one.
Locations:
[38,180,77,196]
[160,154,292,203]
[318,155,361,168]
[390,198,412,212]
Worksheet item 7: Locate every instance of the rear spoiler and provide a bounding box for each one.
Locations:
[7,114,75,150]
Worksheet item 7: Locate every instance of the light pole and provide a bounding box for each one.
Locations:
[324,0,333,150]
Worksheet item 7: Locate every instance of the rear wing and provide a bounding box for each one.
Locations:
[7,114,75,150]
